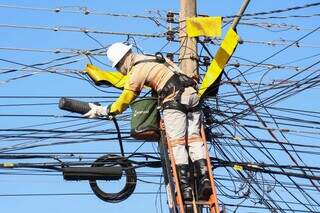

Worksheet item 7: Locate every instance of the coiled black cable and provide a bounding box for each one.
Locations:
[89,155,137,203]
[58,98,136,203]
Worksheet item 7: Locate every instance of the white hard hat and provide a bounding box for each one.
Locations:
[107,42,133,68]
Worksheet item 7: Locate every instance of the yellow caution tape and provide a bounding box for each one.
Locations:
[199,28,239,97]
[85,64,127,89]
[233,164,243,171]
[186,16,222,38]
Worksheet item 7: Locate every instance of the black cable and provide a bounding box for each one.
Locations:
[112,117,125,156]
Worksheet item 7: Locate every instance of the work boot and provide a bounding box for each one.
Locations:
[176,164,193,201]
[194,159,212,200]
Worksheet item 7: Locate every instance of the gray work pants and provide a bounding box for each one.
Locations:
[163,87,206,165]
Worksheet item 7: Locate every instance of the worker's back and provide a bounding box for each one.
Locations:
[127,54,176,93]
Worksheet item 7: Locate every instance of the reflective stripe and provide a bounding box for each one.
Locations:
[168,137,186,146]
[168,135,202,146]
[187,135,203,144]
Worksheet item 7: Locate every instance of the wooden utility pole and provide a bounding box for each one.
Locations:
[179,0,198,80]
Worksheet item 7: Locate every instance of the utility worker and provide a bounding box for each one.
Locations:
[84,42,212,201]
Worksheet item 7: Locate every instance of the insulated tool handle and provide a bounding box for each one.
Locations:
[59,97,92,115]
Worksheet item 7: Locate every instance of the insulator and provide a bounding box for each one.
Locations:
[166,30,175,41]
[166,12,174,23]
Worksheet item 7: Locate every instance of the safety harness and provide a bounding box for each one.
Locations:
[160,74,200,113]
[132,52,200,114]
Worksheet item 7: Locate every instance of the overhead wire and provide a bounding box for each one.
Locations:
[1,1,320,211]
[0,24,165,38]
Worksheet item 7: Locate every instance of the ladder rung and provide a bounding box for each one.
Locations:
[184,200,215,206]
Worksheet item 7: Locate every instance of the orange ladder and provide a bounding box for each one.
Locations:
[164,124,220,213]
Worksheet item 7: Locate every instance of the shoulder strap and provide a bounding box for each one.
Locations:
[133,59,160,67]
[132,53,182,75]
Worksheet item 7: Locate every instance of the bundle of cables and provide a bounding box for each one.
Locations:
[58,98,137,203]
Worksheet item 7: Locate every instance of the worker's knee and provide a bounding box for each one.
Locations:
[188,142,206,162]
[172,144,189,165]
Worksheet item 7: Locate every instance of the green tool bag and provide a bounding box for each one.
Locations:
[130,97,160,140]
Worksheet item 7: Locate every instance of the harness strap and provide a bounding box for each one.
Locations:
[162,100,188,114]
[133,58,161,67]
[159,74,197,101]
[133,53,180,75]
[131,54,199,114]
[162,100,202,114]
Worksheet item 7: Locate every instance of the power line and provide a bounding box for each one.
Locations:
[0,24,165,38]
[0,46,106,55]
[224,2,320,18]
[0,4,164,22]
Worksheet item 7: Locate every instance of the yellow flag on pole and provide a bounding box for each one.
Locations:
[186,16,222,38]
[199,28,239,97]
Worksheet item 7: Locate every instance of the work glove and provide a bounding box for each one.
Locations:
[83,103,109,119]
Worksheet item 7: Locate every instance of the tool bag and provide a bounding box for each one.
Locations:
[130,97,160,140]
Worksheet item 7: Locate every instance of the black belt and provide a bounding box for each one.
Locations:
[159,74,197,100]
[159,74,181,100]
[158,74,199,114]
[162,100,201,114]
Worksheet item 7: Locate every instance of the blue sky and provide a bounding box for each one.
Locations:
[0,1,320,212]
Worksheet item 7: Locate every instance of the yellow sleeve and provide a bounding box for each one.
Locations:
[109,89,138,115]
